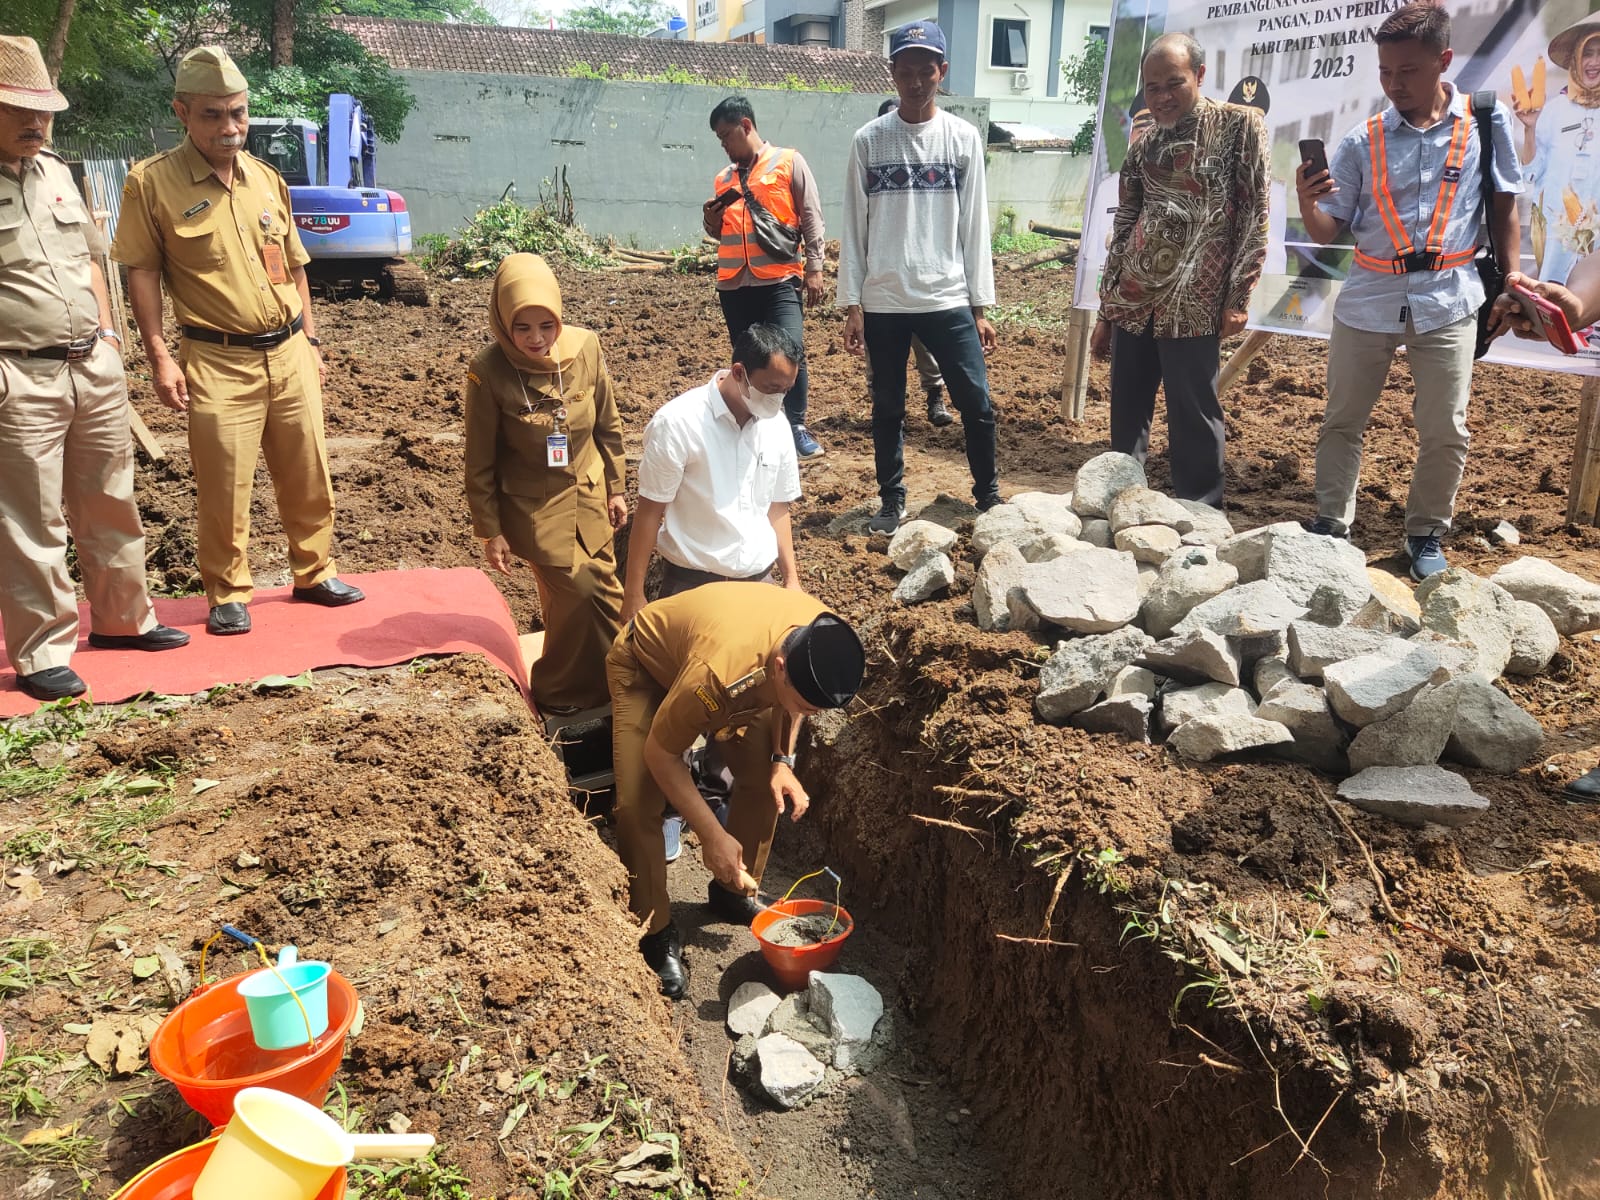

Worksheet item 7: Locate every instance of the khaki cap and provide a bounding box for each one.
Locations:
[175,45,249,97]
[0,35,69,113]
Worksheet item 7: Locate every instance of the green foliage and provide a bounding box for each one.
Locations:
[992,230,1055,256]
[331,0,498,22]
[420,199,607,276]
[552,0,678,36]
[1061,33,1107,156]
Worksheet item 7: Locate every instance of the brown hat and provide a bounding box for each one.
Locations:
[0,36,69,113]
[174,46,249,97]
[1549,14,1600,71]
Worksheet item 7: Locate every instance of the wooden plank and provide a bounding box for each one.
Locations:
[1218,329,1275,396]
[1004,243,1077,272]
[1058,307,1094,422]
[1027,220,1081,241]
[1568,376,1600,526]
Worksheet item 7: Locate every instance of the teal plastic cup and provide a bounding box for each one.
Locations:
[237,962,333,1050]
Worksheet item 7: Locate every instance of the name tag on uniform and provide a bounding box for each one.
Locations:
[546,434,569,468]
[1442,166,1462,183]
[261,244,289,285]
[183,200,211,218]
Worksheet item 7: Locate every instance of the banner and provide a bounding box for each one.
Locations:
[1072,0,1600,376]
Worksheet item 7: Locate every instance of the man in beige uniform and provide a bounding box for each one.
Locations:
[113,46,362,636]
[607,581,865,998]
[0,36,188,702]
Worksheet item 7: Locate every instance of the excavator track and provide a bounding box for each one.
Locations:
[379,259,433,306]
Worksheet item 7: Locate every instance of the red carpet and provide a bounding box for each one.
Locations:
[0,569,529,718]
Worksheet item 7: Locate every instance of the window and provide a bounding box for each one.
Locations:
[991,18,1028,68]
[1088,23,1109,43]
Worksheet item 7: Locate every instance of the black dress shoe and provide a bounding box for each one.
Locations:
[706,880,763,924]
[207,603,251,636]
[291,578,365,607]
[88,624,191,652]
[1563,767,1600,802]
[640,922,687,999]
[17,666,87,701]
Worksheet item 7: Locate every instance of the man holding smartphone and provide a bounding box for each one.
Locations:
[1295,2,1522,579]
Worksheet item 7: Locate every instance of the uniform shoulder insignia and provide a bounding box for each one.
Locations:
[466,369,481,385]
[38,147,66,164]
[694,685,722,715]
[725,667,767,699]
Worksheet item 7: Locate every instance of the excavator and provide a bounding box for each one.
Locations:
[246,93,430,304]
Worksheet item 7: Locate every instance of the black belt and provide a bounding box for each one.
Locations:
[180,313,303,349]
[0,337,98,361]
[660,561,776,590]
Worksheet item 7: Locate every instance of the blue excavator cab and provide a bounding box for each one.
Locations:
[246,94,428,304]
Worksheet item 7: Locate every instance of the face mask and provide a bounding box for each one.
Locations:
[743,377,786,419]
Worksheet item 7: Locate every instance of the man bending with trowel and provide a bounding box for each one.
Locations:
[606,582,865,998]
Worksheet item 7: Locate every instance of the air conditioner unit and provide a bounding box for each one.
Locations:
[1011,70,1030,90]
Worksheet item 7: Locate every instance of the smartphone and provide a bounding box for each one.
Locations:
[709,188,740,210]
[1298,138,1329,178]
[1510,284,1585,354]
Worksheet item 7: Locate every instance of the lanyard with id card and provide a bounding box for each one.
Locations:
[261,243,290,285]
[547,433,569,468]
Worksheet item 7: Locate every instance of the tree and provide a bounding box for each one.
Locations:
[1060,34,1106,156]
[557,0,678,37]
[332,0,500,21]
[45,0,78,82]
[272,0,296,67]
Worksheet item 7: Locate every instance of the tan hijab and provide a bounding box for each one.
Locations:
[1569,33,1600,109]
[489,253,588,379]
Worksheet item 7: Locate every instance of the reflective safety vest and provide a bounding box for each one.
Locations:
[714,145,804,284]
[1352,96,1480,276]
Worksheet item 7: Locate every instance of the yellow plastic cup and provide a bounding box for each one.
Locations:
[192,1086,354,1200]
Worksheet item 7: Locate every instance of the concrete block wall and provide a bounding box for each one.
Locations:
[985,148,1092,231]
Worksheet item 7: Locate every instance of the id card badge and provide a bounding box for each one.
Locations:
[261,243,289,285]
[546,434,569,468]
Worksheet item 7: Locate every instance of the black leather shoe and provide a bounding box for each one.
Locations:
[88,624,191,652]
[640,923,687,999]
[206,603,251,636]
[17,666,87,701]
[1563,767,1600,802]
[291,578,365,607]
[975,491,1004,513]
[706,880,763,924]
[927,388,954,427]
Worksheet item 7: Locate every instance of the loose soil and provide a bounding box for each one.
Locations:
[2,250,1598,1200]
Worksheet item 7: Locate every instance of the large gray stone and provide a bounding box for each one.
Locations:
[1108,664,1159,699]
[1158,682,1254,736]
[1114,523,1183,565]
[1169,714,1293,761]
[1139,547,1240,639]
[1019,532,1089,563]
[1440,677,1545,775]
[1009,491,1084,539]
[1285,621,1394,680]
[1071,693,1153,742]
[888,520,960,570]
[1489,520,1521,546]
[971,504,1035,556]
[1415,568,1519,678]
[1337,766,1490,827]
[755,1033,827,1109]
[1322,642,1447,726]
[1264,528,1372,624]
[1253,655,1296,699]
[764,994,833,1063]
[808,972,884,1073]
[1108,487,1192,534]
[1035,627,1155,723]
[1407,631,1486,682]
[1491,557,1600,636]
[1255,681,1349,773]
[1174,499,1235,544]
[1136,560,1160,598]
[1172,580,1308,655]
[1347,684,1459,772]
[1080,518,1113,548]
[894,552,955,605]
[727,981,781,1038]
[973,543,1035,633]
[1505,600,1560,676]
[1018,548,1142,634]
[1350,568,1423,636]
[1217,522,1305,584]
[1138,629,1241,686]
[1070,452,1147,518]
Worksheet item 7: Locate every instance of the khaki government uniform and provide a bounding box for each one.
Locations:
[111,138,336,606]
[0,149,157,675]
[606,582,827,933]
[465,330,625,711]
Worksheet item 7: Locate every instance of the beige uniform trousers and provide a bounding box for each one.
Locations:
[0,343,156,675]
[524,547,623,713]
[606,632,780,935]
[180,335,337,605]
[1315,315,1476,537]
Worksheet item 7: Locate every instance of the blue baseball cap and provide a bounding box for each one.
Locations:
[888,20,947,61]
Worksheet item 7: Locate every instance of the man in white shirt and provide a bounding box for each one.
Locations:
[839,19,1002,534]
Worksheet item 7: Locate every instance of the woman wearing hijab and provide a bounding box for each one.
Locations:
[465,254,627,714]
[1519,14,1600,284]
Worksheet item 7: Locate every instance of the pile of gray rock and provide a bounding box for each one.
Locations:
[724,973,889,1110]
[883,452,1600,826]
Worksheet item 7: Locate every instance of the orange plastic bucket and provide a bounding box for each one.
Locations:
[148,969,359,1127]
[109,1135,347,1200]
[750,899,853,991]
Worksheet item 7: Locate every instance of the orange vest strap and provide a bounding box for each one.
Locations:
[1357,98,1479,276]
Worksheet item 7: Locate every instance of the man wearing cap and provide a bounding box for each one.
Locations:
[113,46,363,637]
[0,35,190,701]
[840,20,1002,534]
[607,582,864,997]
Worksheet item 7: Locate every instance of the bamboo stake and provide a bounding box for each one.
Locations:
[1567,375,1600,526]
[1058,307,1093,421]
[1218,328,1274,396]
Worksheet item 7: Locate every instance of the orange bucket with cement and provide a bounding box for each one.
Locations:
[751,899,854,990]
[108,1135,347,1200]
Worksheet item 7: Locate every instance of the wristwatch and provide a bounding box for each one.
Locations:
[305,335,322,347]
[770,753,796,768]
[97,328,122,344]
